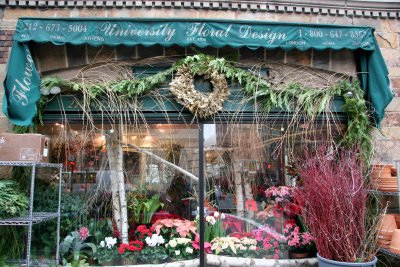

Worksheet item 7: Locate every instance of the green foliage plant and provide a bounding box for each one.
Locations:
[0,180,29,219]
[88,217,113,245]
[139,246,168,264]
[59,230,96,266]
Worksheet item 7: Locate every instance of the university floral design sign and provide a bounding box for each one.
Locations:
[2,18,392,126]
[15,18,374,50]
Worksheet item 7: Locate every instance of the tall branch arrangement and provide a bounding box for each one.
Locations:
[294,144,375,263]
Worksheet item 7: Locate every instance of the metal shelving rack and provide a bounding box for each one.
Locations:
[0,161,63,267]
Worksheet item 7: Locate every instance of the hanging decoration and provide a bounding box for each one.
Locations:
[169,64,229,119]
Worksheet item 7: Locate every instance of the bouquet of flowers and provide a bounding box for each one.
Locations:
[165,237,195,260]
[284,224,314,252]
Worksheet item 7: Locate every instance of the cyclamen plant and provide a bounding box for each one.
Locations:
[140,234,168,264]
[117,240,144,263]
[95,237,118,264]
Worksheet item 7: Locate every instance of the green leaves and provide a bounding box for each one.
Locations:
[0,180,29,219]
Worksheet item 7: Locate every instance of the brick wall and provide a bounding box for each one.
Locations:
[0,5,399,162]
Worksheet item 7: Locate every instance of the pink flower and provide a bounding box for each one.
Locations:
[78,227,89,240]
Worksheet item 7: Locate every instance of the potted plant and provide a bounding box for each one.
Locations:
[283,224,314,259]
[294,145,378,266]
[140,233,168,264]
[94,237,118,266]
[59,227,96,266]
[117,240,144,265]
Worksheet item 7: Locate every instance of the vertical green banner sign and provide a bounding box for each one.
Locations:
[2,42,40,126]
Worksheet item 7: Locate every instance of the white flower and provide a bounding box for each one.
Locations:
[206,216,216,225]
[99,241,105,248]
[214,211,220,218]
[104,237,117,249]
[176,238,191,245]
[169,239,178,248]
[146,234,165,247]
[220,213,225,219]
[175,250,181,256]
[186,247,193,254]
[249,245,257,251]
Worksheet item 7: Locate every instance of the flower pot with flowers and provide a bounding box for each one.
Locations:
[140,233,168,264]
[94,237,118,266]
[295,145,379,267]
[59,227,96,266]
[251,225,287,259]
[204,211,226,242]
[117,240,144,265]
[283,224,314,259]
[264,186,296,232]
[165,237,196,260]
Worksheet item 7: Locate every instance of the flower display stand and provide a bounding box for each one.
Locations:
[101,255,317,267]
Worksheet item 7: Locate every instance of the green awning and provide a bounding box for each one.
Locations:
[2,18,393,126]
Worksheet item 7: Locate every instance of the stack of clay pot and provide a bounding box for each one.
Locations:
[371,164,398,192]
[391,229,400,254]
[377,214,397,249]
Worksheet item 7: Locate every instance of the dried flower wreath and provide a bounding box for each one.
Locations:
[169,65,229,118]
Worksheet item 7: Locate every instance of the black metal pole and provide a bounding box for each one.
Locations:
[199,123,205,267]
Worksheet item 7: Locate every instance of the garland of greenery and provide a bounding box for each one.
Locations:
[34,54,372,161]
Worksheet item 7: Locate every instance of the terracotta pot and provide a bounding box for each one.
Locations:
[377,239,391,249]
[390,229,400,254]
[391,166,397,176]
[377,233,393,241]
[371,165,392,178]
[377,215,397,236]
[290,251,309,259]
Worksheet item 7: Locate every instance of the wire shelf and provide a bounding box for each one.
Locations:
[0,161,62,168]
[368,190,400,196]
[379,248,400,260]
[0,212,59,226]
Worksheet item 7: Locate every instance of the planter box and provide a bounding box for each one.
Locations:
[103,255,317,267]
